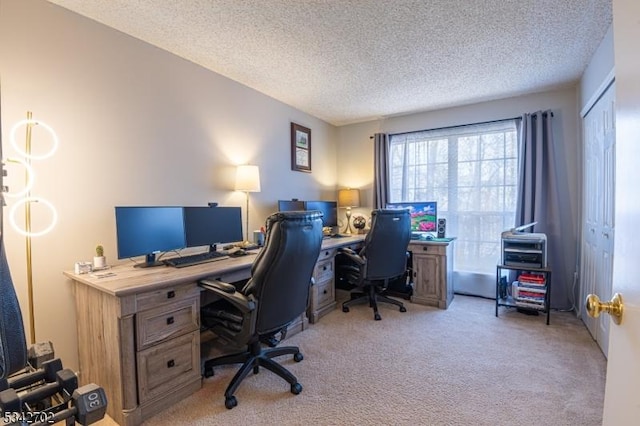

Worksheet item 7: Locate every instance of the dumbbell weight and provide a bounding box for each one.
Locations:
[0,368,78,413]
[72,383,108,425]
[27,384,107,426]
[0,358,63,392]
[27,341,55,369]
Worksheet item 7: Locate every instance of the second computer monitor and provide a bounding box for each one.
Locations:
[305,200,338,228]
[278,199,306,211]
[183,206,243,250]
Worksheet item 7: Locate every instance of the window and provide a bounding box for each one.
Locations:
[389,119,518,275]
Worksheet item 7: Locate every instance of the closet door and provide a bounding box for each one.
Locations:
[580,81,616,357]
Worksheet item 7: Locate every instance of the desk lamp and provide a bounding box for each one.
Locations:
[235,165,261,243]
[338,188,360,234]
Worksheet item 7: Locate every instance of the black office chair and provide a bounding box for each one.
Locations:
[199,211,323,409]
[338,209,411,320]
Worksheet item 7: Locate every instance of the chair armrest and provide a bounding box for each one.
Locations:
[198,279,256,314]
[337,247,366,266]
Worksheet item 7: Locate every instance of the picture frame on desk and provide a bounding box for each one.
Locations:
[291,122,311,173]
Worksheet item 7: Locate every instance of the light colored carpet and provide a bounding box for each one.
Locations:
[133,294,605,426]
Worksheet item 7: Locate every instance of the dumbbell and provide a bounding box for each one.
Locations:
[28,384,108,426]
[0,358,63,392]
[0,368,78,413]
[28,341,55,369]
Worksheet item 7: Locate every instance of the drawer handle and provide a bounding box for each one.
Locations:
[422,246,429,251]
[323,290,327,294]
[166,316,175,325]
[324,251,329,256]
[167,359,175,368]
[322,266,327,271]
[167,290,175,299]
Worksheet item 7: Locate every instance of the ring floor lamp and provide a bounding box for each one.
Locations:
[4,112,59,344]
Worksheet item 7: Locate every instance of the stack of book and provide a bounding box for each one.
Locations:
[512,273,546,310]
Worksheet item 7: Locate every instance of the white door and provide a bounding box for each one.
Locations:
[580,81,615,357]
[601,0,640,422]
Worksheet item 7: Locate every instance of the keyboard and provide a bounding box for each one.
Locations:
[164,251,229,268]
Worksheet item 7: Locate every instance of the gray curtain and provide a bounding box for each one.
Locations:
[373,133,389,209]
[516,111,575,310]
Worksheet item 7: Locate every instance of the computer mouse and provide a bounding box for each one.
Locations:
[425,234,434,240]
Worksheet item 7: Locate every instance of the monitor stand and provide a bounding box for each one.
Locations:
[134,253,165,268]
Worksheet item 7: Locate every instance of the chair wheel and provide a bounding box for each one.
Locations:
[399,306,407,312]
[291,382,303,394]
[204,366,214,378]
[374,313,381,321]
[342,306,350,313]
[225,396,238,409]
[294,352,304,362]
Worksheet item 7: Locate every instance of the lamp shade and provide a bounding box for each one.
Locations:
[235,165,261,192]
[338,188,360,208]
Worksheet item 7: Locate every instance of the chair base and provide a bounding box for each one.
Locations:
[203,340,304,409]
[342,284,407,320]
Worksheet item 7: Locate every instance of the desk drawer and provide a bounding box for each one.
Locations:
[136,297,199,350]
[137,331,200,404]
[317,248,336,262]
[314,279,334,308]
[409,243,446,256]
[136,284,200,312]
[313,259,334,283]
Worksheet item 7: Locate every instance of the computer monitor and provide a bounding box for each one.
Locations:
[278,199,305,211]
[305,200,338,228]
[183,206,243,251]
[115,206,186,268]
[386,201,437,232]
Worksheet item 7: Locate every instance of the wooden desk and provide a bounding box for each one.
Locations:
[63,235,364,426]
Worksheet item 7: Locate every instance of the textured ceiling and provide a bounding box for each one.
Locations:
[46,0,612,126]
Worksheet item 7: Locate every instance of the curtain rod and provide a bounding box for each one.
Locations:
[369,111,553,139]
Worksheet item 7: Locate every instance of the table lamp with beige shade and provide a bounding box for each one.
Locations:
[338,188,360,234]
[235,165,261,244]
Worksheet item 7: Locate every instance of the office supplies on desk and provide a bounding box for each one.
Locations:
[226,247,248,257]
[91,271,116,278]
[164,251,229,268]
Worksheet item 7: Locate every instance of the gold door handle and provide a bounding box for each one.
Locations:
[585,293,624,325]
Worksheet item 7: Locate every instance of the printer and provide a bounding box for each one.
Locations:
[501,222,547,268]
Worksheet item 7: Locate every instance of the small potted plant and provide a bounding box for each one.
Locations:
[94,244,107,269]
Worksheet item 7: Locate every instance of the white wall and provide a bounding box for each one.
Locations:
[580,24,615,113]
[0,0,338,370]
[338,87,581,305]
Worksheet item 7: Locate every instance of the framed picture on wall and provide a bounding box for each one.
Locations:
[291,122,311,172]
